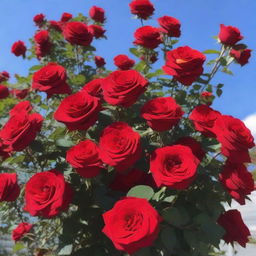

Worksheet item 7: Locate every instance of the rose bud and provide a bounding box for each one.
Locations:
[60,12,73,22]
[158,16,181,37]
[33,13,45,26]
[230,48,251,66]
[94,56,106,68]
[11,40,27,57]
[88,24,106,39]
[113,54,135,70]
[218,24,243,46]
[0,84,9,99]
[89,6,105,23]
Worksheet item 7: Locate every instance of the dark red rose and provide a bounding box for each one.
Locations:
[33,13,45,26]
[32,63,71,98]
[88,25,106,39]
[0,173,20,202]
[134,26,162,49]
[213,115,255,163]
[11,40,27,57]
[66,140,104,178]
[82,78,104,97]
[0,84,9,99]
[99,122,142,172]
[61,12,73,22]
[218,209,250,247]
[163,46,206,85]
[102,197,162,254]
[158,16,181,37]
[63,22,93,46]
[12,223,33,242]
[94,56,106,68]
[0,71,10,82]
[219,162,254,205]
[10,88,29,99]
[102,70,148,107]
[24,169,73,218]
[34,30,52,59]
[49,20,63,32]
[150,145,199,189]
[114,54,135,70]
[54,90,101,131]
[189,105,221,137]
[9,101,32,117]
[89,6,105,23]
[218,24,243,46]
[129,0,155,20]
[230,48,251,66]
[141,97,184,131]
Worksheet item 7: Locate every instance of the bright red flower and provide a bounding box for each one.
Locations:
[0,173,20,202]
[11,40,27,57]
[89,6,105,23]
[94,56,106,68]
[230,48,251,66]
[158,16,181,37]
[0,85,9,99]
[113,54,135,70]
[12,223,33,242]
[129,0,155,20]
[218,24,243,46]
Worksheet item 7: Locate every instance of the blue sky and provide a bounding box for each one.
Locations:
[0,0,255,120]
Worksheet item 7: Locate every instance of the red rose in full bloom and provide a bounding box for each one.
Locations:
[158,16,181,37]
[230,48,251,66]
[150,145,199,189]
[61,12,73,22]
[129,0,154,20]
[24,169,73,218]
[34,30,52,59]
[32,63,71,98]
[102,197,162,254]
[89,6,105,23]
[102,70,148,107]
[213,115,255,163]
[113,54,135,70]
[10,88,29,99]
[219,162,254,205]
[88,25,106,39]
[163,46,206,85]
[99,122,142,172]
[66,140,104,178]
[94,56,106,68]
[0,71,10,82]
[134,26,162,49]
[12,223,33,242]
[141,97,184,131]
[63,22,93,46]
[54,90,101,131]
[189,105,221,137]
[33,13,45,26]
[9,101,32,117]
[0,84,9,99]
[218,209,250,247]
[0,173,20,202]
[82,78,104,97]
[11,40,27,57]
[218,24,243,46]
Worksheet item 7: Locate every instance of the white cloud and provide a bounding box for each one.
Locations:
[243,113,256,139]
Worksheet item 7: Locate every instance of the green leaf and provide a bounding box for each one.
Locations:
[216,88,222,97]
[58,244,73,255]
[13,242,25,253]
[162,207,190,227]
[146,69,165,79]
[129,47,141,57]
[127,185,154,200]
[222,67,233,75]
[56,137,74,148]
[217,83,224,88]
[161,227,177,252]
[30,140,44,152]
[193,84,202,90]
[203,50,220,54]
[29,65,43,72]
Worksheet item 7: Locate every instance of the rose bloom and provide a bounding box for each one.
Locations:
[11,40,27,57]
[60,12,73,22]
[218,209,250,247]
[99,122,142,172]
[54,90,102,131]
[89,6,105,23]
[189,105,221,137]
[88,24,106,39]
[0,173,20,202]
[9,101,32,117]
[0,84,9,99]
[134,26,162,49]
[33,13,45,26]
[158,16,181,37]
[102,197,162,254]
[0,71,10,82]
[34,30,52,59]
[94,56,106,68]
[63,22,93,46]
[113,54,135,70]
[102,70,148,107]
[218,24,243,46]
[163,46,206,85]
[129,0,155,20]
[82,78,104,98]
[10,88,29,99]
[66,140,104,178]
[141,96,184,132]
[219,162,254,205]
[230,48,251,66]
[32,62,71,98]
[12,223,33,242]
[150,145,199,189]
[49,20,63,32]
[213,115,255,163]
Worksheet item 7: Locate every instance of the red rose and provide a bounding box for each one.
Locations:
[12,223,33,242]
[218,24,243,46]
[9,101,32,117]
[213,115,255,163]
[141,97,184,131]
[63,22,93,46]
[33,13,45,26]
[218,209,250,247]
[32,63,71,98]
[89,6,105,23]
[0,84,9,99]
[49,20,63,32]
[189,105,221,137]
[163,46,206,85]
[11,40,27,57]
[102,197,162,254]
[61,12,73,22]
[34,30,52,59]
[158,16,181,37]
[24,169,73,218]
[66,140,104,178]
[219,162,254,205]
[99,122,142,172]
[129,0,155,20]
[230,48,251,66]
[88,25,106,39]
[54,90,101,131]
[102,70,148,107]
[82,78,104,97]
[150,145,199,189]
[134,26,162,49]
[113,54,135,70]
[94,56,106,67]
[10,88,29,99]
[0,173,20,202]
[0,71,10,82]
